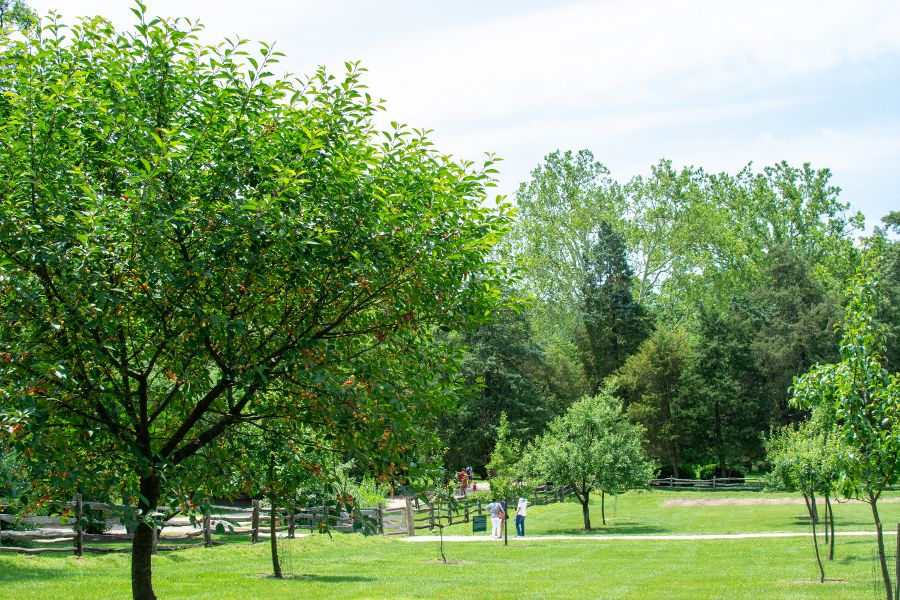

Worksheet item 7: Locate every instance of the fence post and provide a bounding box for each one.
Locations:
[429,502,435,531]
[251,500,260,544]
[404,496,415,536]
[376,502,384,535]
[464,501,470,523]
[894,522,899,600]
[712,477,717,490]
[288,501,296,539]
[151,521,159,555]
[203,503,212,547]
[74,493,84,557]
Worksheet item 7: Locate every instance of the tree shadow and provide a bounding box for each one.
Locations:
[0,561,69,583]
[260,574,375,583]
[539,524,669,536]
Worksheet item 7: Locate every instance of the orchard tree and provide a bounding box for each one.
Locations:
[0,7,512,599]
[765,418,841,580]
[791,254,900,599]
[520,393,653,529]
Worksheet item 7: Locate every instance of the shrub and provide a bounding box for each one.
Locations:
[697,464,745,480]
[656,465,696,479]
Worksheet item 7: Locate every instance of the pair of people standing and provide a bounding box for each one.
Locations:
[485,498,528,538]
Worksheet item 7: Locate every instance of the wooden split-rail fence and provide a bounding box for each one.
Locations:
[405,484,572,534]
[0,495,386,556]
[1,481,596,552]
[649,477,766,491]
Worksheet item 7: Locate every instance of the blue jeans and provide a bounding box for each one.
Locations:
[515,515,525,536]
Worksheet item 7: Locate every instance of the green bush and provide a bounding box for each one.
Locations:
[697,464,745,480]
[656,465,697,479]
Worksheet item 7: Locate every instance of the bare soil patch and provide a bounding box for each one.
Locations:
[423,559,469,565]
[663,497,900,507]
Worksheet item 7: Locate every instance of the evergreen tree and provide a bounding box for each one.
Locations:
[577,221,652,392]
[439,308,553,473]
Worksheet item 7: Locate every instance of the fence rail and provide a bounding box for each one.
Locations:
[649,477,766,491]
[0,495,385,556]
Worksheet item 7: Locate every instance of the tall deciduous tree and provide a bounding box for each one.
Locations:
[0,0,34,30]
[0,8,511,599]
[509,149,621,309]
[791,254,900,600]
[520,393,653,529]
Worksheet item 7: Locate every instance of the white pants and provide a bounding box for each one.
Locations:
[491,517,501,538]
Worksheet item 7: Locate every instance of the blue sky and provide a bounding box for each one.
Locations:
[34,1,900,228]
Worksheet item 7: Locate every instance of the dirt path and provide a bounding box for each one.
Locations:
[663,497,900,507]
[401,530,899,543]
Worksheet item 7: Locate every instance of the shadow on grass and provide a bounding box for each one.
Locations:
[0,561,69,583]
[259,574,375,583]
[539,525,669,536]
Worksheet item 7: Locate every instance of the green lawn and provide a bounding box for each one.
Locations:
[440,489,900,536]
[2,490,898,599]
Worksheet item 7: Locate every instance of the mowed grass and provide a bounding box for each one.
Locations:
[2,490,898,599]
[440,489,900,536]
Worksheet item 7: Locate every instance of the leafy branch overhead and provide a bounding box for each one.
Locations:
[0,5,512,598]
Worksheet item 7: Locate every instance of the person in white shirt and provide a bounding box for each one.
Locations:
[485,499,504,538]
[515,498,528,537]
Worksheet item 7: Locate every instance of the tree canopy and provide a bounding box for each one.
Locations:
[0,7,511,599]
[520,393,653,530]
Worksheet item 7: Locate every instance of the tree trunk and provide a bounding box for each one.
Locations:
[714,402,725,477]
[581,496,592,531]
[671,442,680,479]
[802,492,818,524]
[269,492,282,579]
[810,505,825,583]
[825,496,834,560]
[869,493,892,600]
[131,472,160,600]
[601,491,606,526]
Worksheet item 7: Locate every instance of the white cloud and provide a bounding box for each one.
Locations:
[28,0,900,222]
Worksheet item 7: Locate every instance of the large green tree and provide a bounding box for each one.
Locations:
[0,8,511,599]
[874,226,900,373]
[520,393,653,529]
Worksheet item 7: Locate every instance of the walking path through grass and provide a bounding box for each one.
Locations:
[403,530,898,542]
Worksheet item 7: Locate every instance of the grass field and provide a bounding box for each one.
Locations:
[2,490,898,599]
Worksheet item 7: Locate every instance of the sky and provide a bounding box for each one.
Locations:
[31,0,900,229]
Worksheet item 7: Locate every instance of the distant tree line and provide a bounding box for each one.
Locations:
[441,150,899,480]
